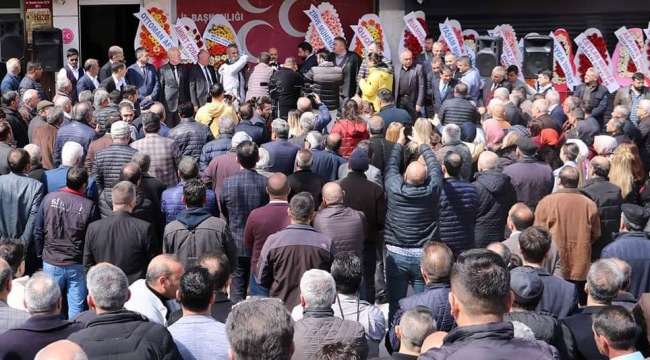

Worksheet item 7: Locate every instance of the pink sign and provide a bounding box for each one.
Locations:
[62,28,74,44]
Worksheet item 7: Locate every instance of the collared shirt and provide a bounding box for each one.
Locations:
[112,75,125,90]
[612,351,646,360]
[68,64,80,80]
[200,64,213,85]
[168,314,229,360]
[89,75,99,88]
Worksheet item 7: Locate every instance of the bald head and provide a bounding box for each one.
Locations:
[322,182,344,206]
[508,203,534,231]
[478,151,498,172]
[145,254,183,286]
[297,97,312,112]
[590,155,610,178]
[368,115,384,135]
[405,161,428,186]
[267,173,289,199]
[35,340,87,360]
[559,166,579,188]
[325,133,342,151]
[421,242,453,283]
[295,149,313,170]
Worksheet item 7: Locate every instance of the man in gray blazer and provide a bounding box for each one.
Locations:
[0,258,29,333]
[159,48,188,128]
[189,49,218,111]
[394,50,425,119]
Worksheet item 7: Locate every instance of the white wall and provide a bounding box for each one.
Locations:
[378,0,406,70]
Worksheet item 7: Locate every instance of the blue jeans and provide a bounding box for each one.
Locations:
[249,273,269,297]
[385,250,424,324]
[43,262,87,319]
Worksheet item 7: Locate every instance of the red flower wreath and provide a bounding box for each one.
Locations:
[403,18,428,56]
[578,34,608,81]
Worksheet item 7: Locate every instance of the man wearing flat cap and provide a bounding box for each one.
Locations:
[601,204,650,297]
[505,267,574,359]
[28,100,54,142]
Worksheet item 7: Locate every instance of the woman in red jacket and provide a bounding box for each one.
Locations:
[331,100,369,158]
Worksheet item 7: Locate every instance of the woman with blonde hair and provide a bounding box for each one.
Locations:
[287,109,301,139]
[385,122,403,143]
[610,143,644,203]
[404,118,437,165]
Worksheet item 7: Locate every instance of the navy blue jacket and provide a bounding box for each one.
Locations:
[384,143,442,248]
[235,120,268,146]
[76,73,97,95]
[549,105,567,129]
[0,314,84,359]
[0,73,19,93]
[602,231,650,297]
[311,148,347,181]
[473,170,517,246]
[573,83,609,123]
[377,105,413,126]
[562,306,607,360]
[388,282,454,352]
[531,266,579,319]
[262,139,300,175]
[54,121,96,167]
[161,181,219,224]
[126,62,160,100]
[439,178,479,255]
[199,134,232,173]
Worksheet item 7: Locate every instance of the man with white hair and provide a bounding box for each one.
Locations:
[395,49,425,117]
[0,272,83,358]
[289,111,316,147]
[385,307,436,359]
[262,118,300,175]
[68,263,181,358]
[42,141,96,198]
[53,95,73,124]
[92,120,137,192]
[0,258,29,332]
[1,58,21,93]
[24,143,46,181]
[34,166,96,319]
[479,66,511,113]
[531,98,558,131]
[546,90,566,128]
[53,78,73,105]
[292,269,368,359]
[436,124,473,181]
[573,67,609,124]
[199,116,236,172]
[19,88,40,124]
[204,131,252,195]
[287,149,325,204]
[636,99,650,170]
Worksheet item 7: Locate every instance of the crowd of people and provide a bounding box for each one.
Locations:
[0,32,650,359]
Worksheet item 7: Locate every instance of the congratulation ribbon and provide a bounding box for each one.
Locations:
[204,32,231,47]
[351,23,375,52]
[439,19,465,57]
[174,24,200,63]
[404,12,426,48]
[549,32,581,90]
[304,5,336,51]
[614,26,648,76]
[575,33,620,93]
[133,9,175,51]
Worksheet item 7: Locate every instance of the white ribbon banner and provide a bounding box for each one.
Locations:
[304,5,336,51]
[174,24,200,63]
[204,32,231,47]
[404,12,426,48]
[615,26,648,76]
[439,19,465,57]
[134,9,174,51]
[550,32,581,90]
[352,24,375,51]
[575,33,620,93]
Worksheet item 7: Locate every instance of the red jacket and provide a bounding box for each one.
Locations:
[331,119,369,158]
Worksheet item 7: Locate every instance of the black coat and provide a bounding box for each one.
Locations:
[168,118,213,159]
[337,51,362,100]
[68,309,181,360]
[83,211,154,284]
[0,314,84,359]
[473,170,517,246]
[580,176,623,258]
[505,311,574,360]
[384,144,442,248]
[439,97,480,127]
[368,135,394,175]
[602,231,650,298]
[288,169,325,205]
[562,306,608,360]
[2,106,28,148]
[420,321,558,360]
[573,84,609,123]
[305,62,344,111]
[235,119,267,146]
[269,67,304,119]
[339,171,386,246]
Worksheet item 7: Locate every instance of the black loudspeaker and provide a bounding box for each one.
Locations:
[0,15,24,62]
[33,28,63,72]
[476,36,503,77]
[523,35,553,79]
